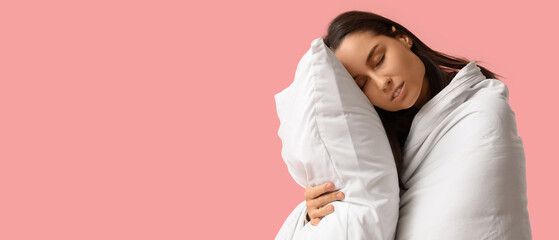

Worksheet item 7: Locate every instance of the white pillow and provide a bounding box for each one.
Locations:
[274,37,400,240]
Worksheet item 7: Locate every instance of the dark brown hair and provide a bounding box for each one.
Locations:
[322,10,502,190]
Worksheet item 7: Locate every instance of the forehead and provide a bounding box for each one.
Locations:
[346,30,381,43]
[336,31,391,53]
[334,32,388,70]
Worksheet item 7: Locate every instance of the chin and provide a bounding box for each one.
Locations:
[384,106,403,112]
[405,100,416,109]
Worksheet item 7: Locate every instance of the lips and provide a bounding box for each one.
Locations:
[391,82,405,101]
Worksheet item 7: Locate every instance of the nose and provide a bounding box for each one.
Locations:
[384,78,393,90]
[369,72,393,92]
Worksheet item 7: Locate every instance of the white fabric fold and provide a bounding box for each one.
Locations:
[396,61,532,239]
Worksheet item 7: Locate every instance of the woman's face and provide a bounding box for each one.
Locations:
[334,30,430,111]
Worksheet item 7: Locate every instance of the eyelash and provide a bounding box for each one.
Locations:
[359,55,384,90]
[376,55,385,67]
[360,79,368,90]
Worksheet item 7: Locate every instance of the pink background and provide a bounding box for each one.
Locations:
[1,0,557,239]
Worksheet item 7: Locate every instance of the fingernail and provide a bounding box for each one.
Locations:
[326,182,333,189]
[337,192,344,199]
[327,205,334,212]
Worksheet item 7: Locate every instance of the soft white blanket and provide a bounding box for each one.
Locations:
[395,61,532,239]
[274,41,532,238]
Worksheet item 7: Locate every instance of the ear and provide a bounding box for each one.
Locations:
[392,26,413,48]
[396,34,413,49]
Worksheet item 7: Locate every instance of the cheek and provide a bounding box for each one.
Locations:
[364,90,383,106]
[365,89,395,110]
[386,49,412,75]
[397,51,423,81]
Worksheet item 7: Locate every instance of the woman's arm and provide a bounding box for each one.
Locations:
[304,182,345,226]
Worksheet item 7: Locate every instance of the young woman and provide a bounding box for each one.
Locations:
[302,10,528,233]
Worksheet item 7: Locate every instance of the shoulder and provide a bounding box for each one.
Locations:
[468,78,512,117]
[459,80,519,138]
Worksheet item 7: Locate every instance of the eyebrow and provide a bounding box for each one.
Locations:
[352,43,379,80]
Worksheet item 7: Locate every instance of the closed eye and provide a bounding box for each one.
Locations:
[376,55,384,67]
[359,54,384,90]
[360,78,368,90]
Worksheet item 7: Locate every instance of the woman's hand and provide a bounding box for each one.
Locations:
[304,182,345,226]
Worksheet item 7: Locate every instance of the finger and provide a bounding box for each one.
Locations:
[306,182,334,200]
[308,191,344,210]
[311,204,335,220]
[305,185,314,208]
[311,217,322,226]
[307,191,344,219]
[304,182,335,200]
